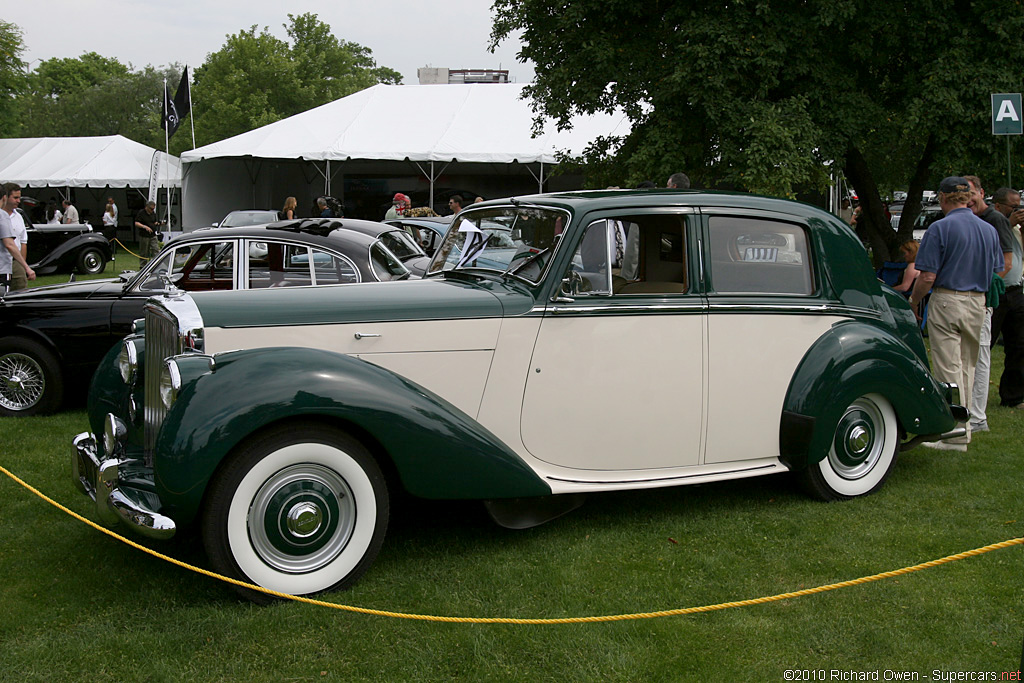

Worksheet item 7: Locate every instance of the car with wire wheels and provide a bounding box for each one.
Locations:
[0,219,411,417]
[19,209,113,276]
[71,190,966,601]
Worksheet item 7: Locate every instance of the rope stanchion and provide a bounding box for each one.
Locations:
[2,463,1021,623]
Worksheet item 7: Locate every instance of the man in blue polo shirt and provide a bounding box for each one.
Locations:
[908,176,1003,451]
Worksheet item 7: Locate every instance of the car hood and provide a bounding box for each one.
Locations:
[186,276,536,329]
[1,278,126,301]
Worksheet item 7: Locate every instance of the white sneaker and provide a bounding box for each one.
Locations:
[922,440,968,452]
[969,421,989,433]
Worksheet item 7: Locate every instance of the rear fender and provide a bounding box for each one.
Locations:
[154,346,550,524]
[780,321,955,469]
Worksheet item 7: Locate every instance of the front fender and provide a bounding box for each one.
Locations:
[154,347,550,523]
[779,320,956,469]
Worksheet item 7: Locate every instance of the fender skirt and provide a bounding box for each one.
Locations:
[779,321,956,470]
[153,347,551,523]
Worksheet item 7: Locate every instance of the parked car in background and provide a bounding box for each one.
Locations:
[72,190,965,601]
[214,210,280,228]
[18,208,113,275]
[0,219,411,417]
[912,203,943,241]
[385,215,454,256]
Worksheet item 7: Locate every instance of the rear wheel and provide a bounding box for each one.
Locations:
[77,247,106,274]
[803,393,898,501]
[0,337,64,416]
[202,423,389,602]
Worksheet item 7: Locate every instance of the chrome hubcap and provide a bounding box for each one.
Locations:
[829,399,885,480]
[847,425,870,455]
[0,353,45,411]
[286,502,323,538]
[248,463,355,574]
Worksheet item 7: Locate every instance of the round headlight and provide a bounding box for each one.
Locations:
[103,413,126,456]
[118,340,139,384]
[159,360,182,409]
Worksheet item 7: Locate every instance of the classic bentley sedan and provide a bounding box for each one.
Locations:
[72,190,965,601]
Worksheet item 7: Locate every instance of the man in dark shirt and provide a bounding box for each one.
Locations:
[989,186,1024,410]
[909,176,1003,451]
[965,176,1015,431]
[134,201,162,268]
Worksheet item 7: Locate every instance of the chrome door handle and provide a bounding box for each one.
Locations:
[353,333,380,340]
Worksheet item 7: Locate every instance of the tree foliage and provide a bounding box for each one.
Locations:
[15,52,178,149]
[491,0,1024,261]
[0,20,26,136]
[191,13,401,147]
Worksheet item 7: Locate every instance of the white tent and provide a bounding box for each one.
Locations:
[180,83,631,227]
[0,135,181,189]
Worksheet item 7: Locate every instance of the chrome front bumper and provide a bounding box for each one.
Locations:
[72,431,176,540]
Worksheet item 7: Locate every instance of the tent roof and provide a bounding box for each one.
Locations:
[0,135,181,188]
[181,83,631,165]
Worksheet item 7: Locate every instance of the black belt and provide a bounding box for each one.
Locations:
[1006,284,1023,293]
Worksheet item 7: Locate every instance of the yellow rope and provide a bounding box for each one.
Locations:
[111,238,143,259]
[2,463,1020,623]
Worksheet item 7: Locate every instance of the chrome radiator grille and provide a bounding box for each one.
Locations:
[142,295,205,465]
[144,306,181,462]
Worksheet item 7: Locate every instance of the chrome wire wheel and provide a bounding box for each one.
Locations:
[0,351,45,412]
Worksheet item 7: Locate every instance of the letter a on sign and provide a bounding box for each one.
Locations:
[992,93,1023,135]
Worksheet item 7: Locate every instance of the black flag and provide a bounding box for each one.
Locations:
[161,68,191,138]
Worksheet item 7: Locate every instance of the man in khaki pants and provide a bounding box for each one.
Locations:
[908,177,1003,451]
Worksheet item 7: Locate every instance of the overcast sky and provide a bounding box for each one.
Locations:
[7,0,535,85]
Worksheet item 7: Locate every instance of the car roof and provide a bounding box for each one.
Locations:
[170,220,382,253]
[471,189,840,223]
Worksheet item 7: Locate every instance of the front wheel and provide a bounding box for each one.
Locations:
[77,247,106,274]
[0,337,64,416]
[802,393,898,501]
[202,424,389,602]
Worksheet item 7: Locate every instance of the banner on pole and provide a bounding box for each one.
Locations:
[148,151,162,205]
[991,93,1022,135]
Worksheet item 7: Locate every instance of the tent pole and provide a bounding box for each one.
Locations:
[539,161,544,193]
[429,162,434,212]
[326,160,331,196]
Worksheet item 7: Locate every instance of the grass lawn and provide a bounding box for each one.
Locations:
[30,243,148,289]
[0,308,1021,679]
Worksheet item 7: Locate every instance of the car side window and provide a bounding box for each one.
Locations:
[562,215,690,297]
[311,248,360,285]
[708,217,814,295]
[370,243,409,281]
[136,242,234,292]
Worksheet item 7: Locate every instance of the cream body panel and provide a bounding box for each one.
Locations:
[534,456,788,494]
[520,313,704,470]
[204,319,501,418]
[475,316,544,455]
[703,314,846,464]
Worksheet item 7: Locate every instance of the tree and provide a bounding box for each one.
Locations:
[0,20,26,136]
[15,52,179,149]
[491,0,1024,262]
[191,13,400,147]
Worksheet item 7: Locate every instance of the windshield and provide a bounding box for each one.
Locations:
[220,211,278,228]
[427,207,568,283]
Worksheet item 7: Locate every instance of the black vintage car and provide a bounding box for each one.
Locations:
[0,219,411,416]
[21,209,114,275]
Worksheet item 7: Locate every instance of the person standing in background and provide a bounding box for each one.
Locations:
[61,198,79,224]
[3,183,29,291]
[908,177,1003,451]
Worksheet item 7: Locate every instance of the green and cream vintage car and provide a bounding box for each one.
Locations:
[72,190,966,600]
